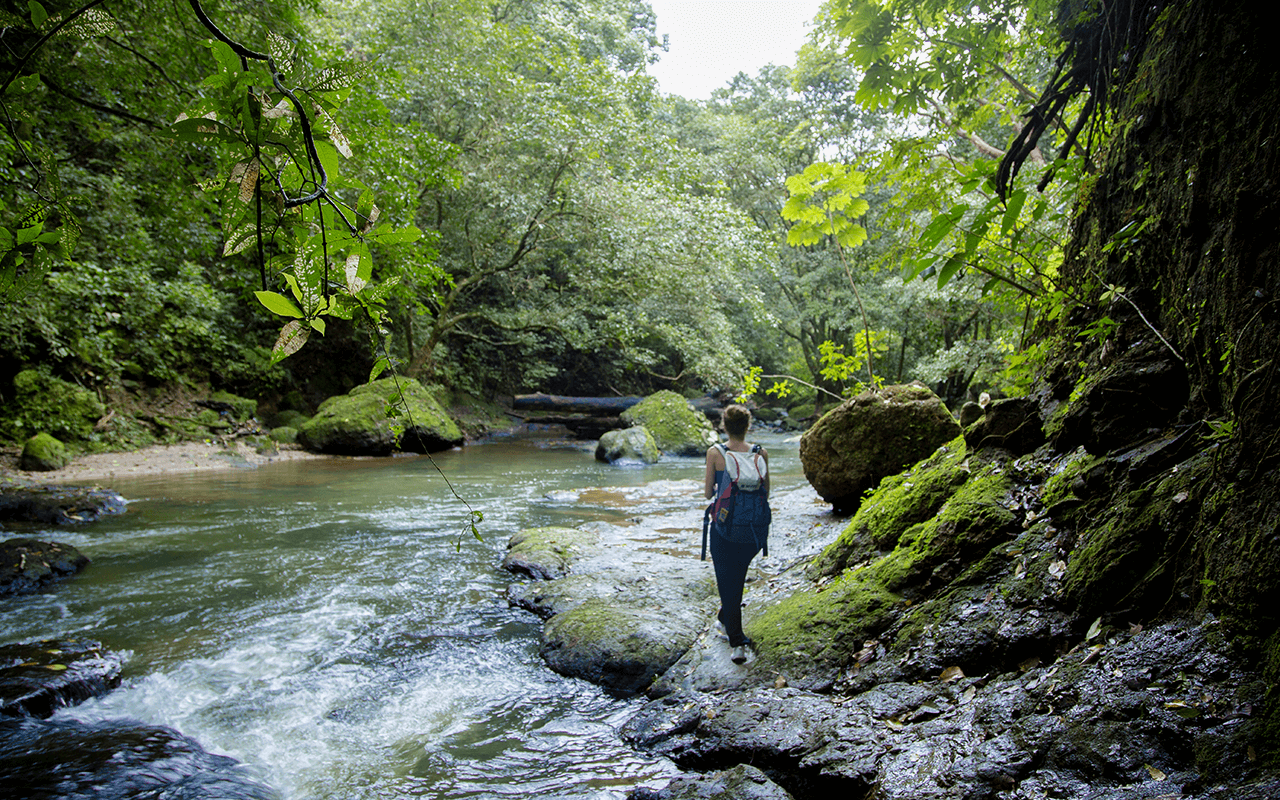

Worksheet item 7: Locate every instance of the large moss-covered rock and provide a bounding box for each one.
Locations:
[297,378,463,455]
[536,565,718,696]
[3,370,104,444]
[595,427,660,464]
[620,391,716,456]
[799,382,962,513]
[19,433,70,472]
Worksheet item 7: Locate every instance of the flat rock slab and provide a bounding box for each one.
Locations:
[0,481,126,525]
[0,717,279,800]
[0,538,91,598]
[0,640,123,718]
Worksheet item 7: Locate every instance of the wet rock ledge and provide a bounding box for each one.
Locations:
[0,639,279,800]
[501,436,1280,800]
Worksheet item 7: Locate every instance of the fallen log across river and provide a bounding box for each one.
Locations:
[512,393,645,415]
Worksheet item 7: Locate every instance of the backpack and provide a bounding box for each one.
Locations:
[701,443,772,561]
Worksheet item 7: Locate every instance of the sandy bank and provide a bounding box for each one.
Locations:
[0,440,330,486]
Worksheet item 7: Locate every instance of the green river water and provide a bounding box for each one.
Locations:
[1,431,806,799]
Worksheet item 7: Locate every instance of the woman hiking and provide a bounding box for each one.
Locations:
[703,404,770,665]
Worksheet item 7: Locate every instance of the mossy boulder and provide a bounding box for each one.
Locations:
[297,378,463,456]
[595,427,660,464]
[538,566,718,697]
[620,391,716,456]
[19,433,71,472]
[3,370,104,444]
[502,526,600,581]
[799,382,962,514]
[746,573,902,690]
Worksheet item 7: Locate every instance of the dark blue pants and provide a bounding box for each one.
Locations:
[710,530,761,647]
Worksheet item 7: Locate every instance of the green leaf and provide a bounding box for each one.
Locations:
[1001,190,1028,236]
[937,254,965,289]
[917,204,968,252]
[28,1,47,28]
[369,357,391,382]
[366,223,422,245]
[168,116,247,147]
[254,290,304,318]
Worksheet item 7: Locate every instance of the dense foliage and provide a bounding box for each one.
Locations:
[0,0,1157,432]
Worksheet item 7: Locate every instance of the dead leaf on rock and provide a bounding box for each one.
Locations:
[774,675,788,689]
[939,665,964,683]
[1048,560,1067,579]
[1086,617,1103,641]
[43,664,67,671]
[1144,764,1167,781]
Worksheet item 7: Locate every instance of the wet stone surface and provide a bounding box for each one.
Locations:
[0,481,127,525]
[0,538,91,598]
[0,639,122,718]
[623,617,1273,800]
[0,717,279,800]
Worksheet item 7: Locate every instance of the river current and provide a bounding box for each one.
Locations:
[1,431,804,799]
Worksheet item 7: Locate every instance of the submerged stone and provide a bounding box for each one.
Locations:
[0,538,90,597]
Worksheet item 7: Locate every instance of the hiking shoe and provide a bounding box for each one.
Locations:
[730,645,747,665]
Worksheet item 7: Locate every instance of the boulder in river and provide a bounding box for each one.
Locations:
[536,565,717,696]
[620,391,717,456]
[595,427,660,464]
[799,382,962,514]
[297,377,463,456]
[627,763,794,800]
[502,526,600,581]
[0,538,90,597]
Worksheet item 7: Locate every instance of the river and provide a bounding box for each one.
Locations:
[1,430,806,799]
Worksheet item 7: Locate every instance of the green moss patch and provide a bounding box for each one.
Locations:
[747,572,902,676]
